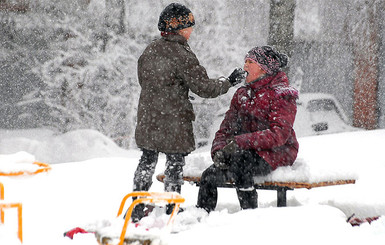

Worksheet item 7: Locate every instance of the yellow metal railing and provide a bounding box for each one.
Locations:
[0,161,51,177]
[0,197,23,243]
[0,182,23,243]
[0,182,4,223]
[116,191,185,245]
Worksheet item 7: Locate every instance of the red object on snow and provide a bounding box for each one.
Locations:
[347,214,380,226]
[63,227,89,239]
[135,222,149,231]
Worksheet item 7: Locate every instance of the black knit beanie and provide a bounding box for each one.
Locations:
[158,3,195,32]
[245,46,288,75]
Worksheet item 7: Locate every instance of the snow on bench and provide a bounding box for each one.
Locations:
[156,152,357,207]
[0,152,38,174]
[0,152,51,176]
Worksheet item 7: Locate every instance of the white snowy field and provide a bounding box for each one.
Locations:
[0,128,385,245]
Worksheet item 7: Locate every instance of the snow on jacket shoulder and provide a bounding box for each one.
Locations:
[211,72,299,170]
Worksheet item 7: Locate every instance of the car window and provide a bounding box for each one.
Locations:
[307,99,338,112]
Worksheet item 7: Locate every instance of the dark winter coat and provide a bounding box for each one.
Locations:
[135,34,232,154]
[211,72,299,170]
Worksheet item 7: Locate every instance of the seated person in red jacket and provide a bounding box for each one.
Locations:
[197,46,299,212]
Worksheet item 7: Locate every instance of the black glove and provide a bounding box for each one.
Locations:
[222,140,239,156]
[228,68,247,86]
[213,150,228,169]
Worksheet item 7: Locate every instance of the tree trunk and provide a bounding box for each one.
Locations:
[351,0,380,129]
[105,0,126,35]
[268,0,295,74]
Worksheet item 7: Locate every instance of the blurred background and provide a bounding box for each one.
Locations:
[0,0,384,148]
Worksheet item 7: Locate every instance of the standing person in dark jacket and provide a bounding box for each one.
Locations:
[131,3,245,221]
[197,46,299,212]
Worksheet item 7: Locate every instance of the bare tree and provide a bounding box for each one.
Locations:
[105,0,126,35]
[348,0,382,129]
[0,0,29,12]
[268,0,296,73]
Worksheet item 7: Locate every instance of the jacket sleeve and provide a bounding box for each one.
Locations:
[234,91,297,150]
[211,93,241,157]
[176,46,232,98]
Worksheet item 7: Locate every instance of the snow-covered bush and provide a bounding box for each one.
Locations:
[1,0,269,148]
[29,6,145,148]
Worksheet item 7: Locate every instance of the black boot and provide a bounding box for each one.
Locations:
[196,166,221,213]
[165,204,185,215]
[236,188,258,210]
[126,202,156,222]
[129,203,145,222]
[164,182,183,215]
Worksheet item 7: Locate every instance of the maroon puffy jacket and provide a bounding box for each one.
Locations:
[211,72,299,170]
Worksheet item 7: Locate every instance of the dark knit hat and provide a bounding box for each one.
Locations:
[158,3,195,32]
[245,46,288,75]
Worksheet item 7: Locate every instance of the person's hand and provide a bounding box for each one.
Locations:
[213,150,228,169]
[228,68,247,86]
[222,140,239,156]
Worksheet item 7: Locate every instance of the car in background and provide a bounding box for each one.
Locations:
[293,93,361,137]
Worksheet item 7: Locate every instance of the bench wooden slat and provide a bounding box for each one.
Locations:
[156,174,355,189]
[262,179,356,189]
[156,174,356,207]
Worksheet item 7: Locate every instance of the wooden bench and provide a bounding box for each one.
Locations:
[156,174,356,207]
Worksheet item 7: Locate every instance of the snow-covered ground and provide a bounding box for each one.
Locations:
[0,128,385,245]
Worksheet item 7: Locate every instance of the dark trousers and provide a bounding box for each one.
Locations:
[133,149,186,193]
[197,150,272,212]
[130,149,186,221]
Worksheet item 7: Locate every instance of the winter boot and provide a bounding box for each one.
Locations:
[196,165,224,213]
[129,203,145,222]
[164,182,184,215]
[165,204,185,215]
[236,188,258,210]
[126,203,156,222]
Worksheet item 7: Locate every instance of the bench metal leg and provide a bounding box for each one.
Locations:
[277,188,287,207]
